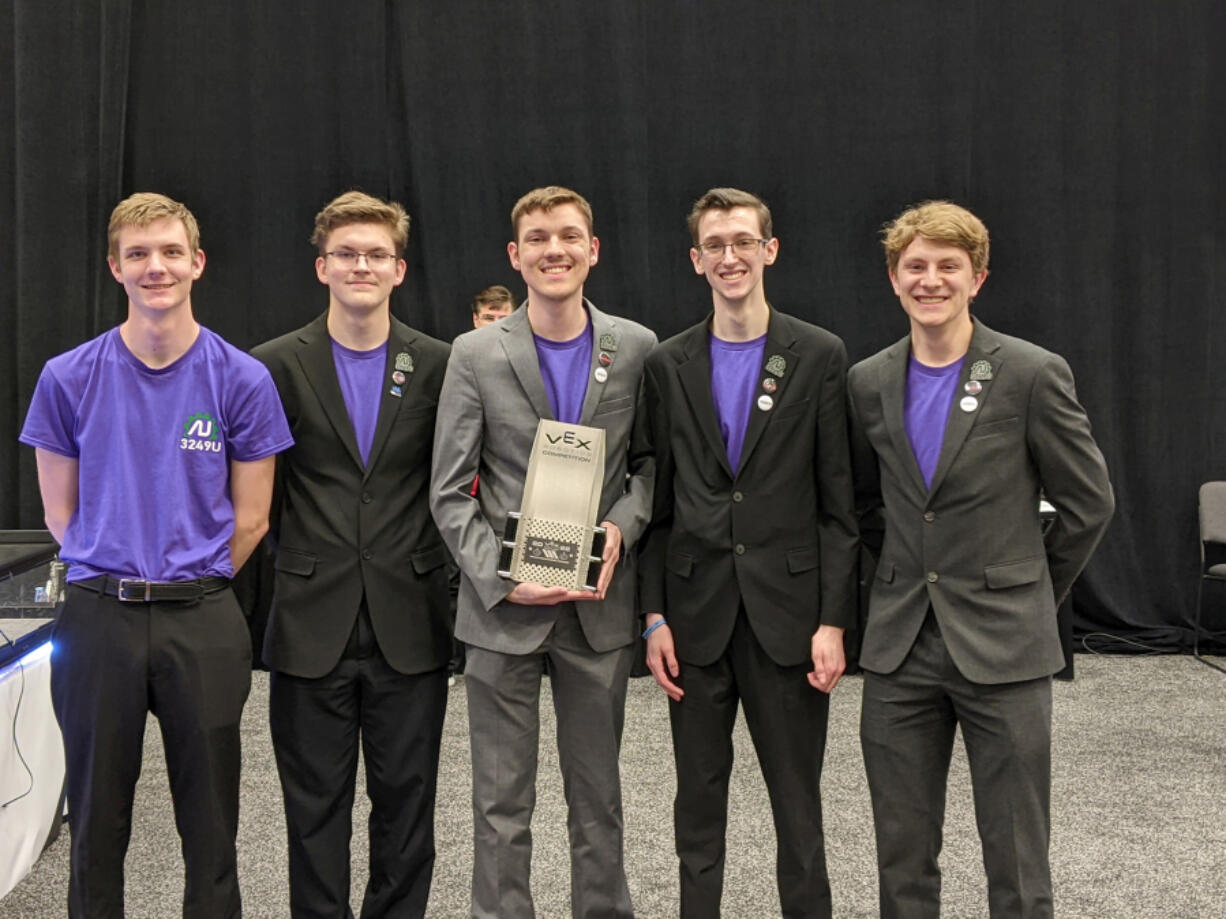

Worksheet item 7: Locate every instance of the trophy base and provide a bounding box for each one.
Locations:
[498,512,606,592]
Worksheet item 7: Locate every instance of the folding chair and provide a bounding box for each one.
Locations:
[1194,482,1226,671]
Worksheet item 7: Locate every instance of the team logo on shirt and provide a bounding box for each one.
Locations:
[180,412,222,453]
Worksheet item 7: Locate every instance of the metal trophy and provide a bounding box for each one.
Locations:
[498,419,607,591]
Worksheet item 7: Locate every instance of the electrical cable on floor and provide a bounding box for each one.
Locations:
[1080,628,1226,675]
[1080,631,1169,655]
[0,626,37,808]
[1193,654,1226,674]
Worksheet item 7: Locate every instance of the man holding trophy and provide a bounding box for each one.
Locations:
[430,186,655,919]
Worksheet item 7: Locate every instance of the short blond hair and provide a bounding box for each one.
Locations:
[686,187,773,244]
[882,200,990,275]
[311,191,410,255]
[510,186,594,238]
[107,193,201,259]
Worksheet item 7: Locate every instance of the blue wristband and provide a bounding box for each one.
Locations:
[641,618,667,640]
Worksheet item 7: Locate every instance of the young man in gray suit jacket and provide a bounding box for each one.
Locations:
[254,192,453,918]
[430,186,655,919]
[848,201,1114,919]
[639,188,859,919]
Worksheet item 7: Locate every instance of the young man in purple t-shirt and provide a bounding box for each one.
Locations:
[252,191,453,919]
[638,188,859,918]
[848,201,1114,918]
[19,193,292,918]
[430,186,655,919]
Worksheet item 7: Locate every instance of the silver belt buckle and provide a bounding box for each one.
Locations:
[117,578,152,602]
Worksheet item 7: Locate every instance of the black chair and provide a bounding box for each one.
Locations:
[1193,482,1226,670]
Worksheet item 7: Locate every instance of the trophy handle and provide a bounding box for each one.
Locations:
[580,525,607,592]
[497,512,521,578]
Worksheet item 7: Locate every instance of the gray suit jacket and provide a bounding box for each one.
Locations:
[429,301,656,655]
[848,319,1114,684]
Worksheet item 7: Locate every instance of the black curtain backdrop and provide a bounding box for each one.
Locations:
[5,1,1224,648]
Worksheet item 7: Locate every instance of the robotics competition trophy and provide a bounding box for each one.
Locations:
[498,419,607,591]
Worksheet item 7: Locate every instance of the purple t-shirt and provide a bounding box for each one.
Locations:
[710,332,766,472]
[534,322,592,425]
[904,354,965,489]
[331,338,387,466]
[19,326,294,582]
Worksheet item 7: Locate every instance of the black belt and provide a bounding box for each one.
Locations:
[77,575,231,603]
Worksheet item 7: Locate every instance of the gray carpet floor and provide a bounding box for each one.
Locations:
[3,653,1224,918]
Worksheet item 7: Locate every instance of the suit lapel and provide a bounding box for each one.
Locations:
[500,307,554,421]
[362,318,417,478]
[676,320,734,480]
[734,310,797,478]
[579,301,611,425]
[878,336,929,496]
[926,320,1005,501]
[294,315,365,471]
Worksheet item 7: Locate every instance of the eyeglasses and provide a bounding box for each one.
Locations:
[324,249,398,268]
[697,238,769,258]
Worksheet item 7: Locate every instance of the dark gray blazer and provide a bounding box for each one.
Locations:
[848,319,1114,684]
[429,302,656,656]
[638,309,860,668]
[253,313,453,678]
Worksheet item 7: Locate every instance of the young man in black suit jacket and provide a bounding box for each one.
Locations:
[849,201,1113,918]
[253,192,453,918]
[639,188,859,919]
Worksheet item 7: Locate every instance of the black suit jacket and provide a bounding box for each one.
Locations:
[639,309,859,667]
[253,313,452,678]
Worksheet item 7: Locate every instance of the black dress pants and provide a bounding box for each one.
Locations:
[269,602,448,919]
[669,610,833,919]
[50,583,251,919]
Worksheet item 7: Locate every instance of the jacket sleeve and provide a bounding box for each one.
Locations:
[429,334,510,612]
[847,365,885,561]
[814,338,860,629]
[1026,353,1115,603]
[636,354,673,617]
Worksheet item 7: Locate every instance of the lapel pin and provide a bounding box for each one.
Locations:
[389,385,403,398]
[969,360,992,381]
[599,332,617,352]
[394,352,414,373]
[765,354,787,377]
[964,379,982,396]
[392,370,406,385]
[762,377,778,393]
[960,395,979,412]
[594,367,608,383]
[598,351,613,366]
[757,394,774,412]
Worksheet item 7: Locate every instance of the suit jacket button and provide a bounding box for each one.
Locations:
[926,571,938,583]
[735,543,746,556]
[361,492,373,504]
[732,491,744,503]
[362,549,373,560]
[923,511,935,522]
